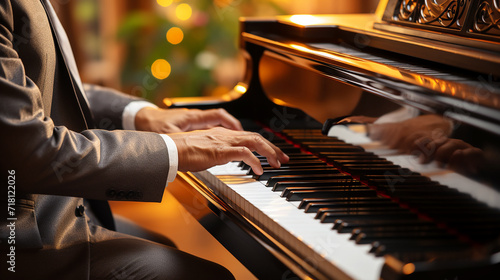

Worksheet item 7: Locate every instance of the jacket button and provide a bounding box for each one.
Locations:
[106,189,116,198]
[75,205,85,217]
[126,191,135,199]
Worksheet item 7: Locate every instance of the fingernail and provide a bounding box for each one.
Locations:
[277,160,281,168]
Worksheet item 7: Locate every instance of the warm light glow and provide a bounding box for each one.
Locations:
[289,44,398,78]
[163,98,173,107]
[176,3,192,21]
[156,0,173,7]
[289,15,323,26]
[167,27,184,45]
[151,59,171,80]
[402,263,415,275]
[234,84,247,94]
[290,44,349,64]
[290,44,309,52]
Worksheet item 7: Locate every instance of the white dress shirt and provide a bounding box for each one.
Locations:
[122,101,178,183]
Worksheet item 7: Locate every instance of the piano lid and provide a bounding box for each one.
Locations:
[234,0,500,189]
[239,0,500,137]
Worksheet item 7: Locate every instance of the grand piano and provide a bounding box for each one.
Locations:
[164,0,500,279]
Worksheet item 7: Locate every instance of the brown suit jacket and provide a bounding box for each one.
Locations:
[0,1,170,278]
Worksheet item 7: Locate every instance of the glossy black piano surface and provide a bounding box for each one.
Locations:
[166,0,500,279]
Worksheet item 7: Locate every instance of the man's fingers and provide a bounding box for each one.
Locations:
[194,109,243,131]
[171,127,288,174]
[259,136,289,164]
[222,146,263,175]
[235,132,289,169]
[215,109,244,131]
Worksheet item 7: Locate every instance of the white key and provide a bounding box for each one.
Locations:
[196,162,384,280]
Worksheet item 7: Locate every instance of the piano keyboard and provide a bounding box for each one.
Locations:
[192,125,500,280]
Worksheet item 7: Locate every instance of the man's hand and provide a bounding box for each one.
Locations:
[135,107,243,133]
[169,127,289,175]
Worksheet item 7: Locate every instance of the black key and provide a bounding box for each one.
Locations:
[261,164,329,170]
[273,143,297,148]
[350,225,441,238]
[309,145,365,153]
[296,140,344,145]
[374,184,446,191]
[320,210,417,223]
[342,163,397,167]
[355,230,454,244]
[305,200,399,213]
[273,179,360,191]
[256,153,317,161]
[398,199,484,209]
[381,188,460,197]
[396,193,473,203]
[286,189,377,201]
[299,197,390,210]
[386,249,475,264]
[281,185,368,198]
[323,152,376,157]
[334,219,432,233]
[255,168,340,180]
[347,167,417,176]
[249,165,333,176]
[266,173,351,188]
[298,140,345,144]
[282,129,323,135]
[372,239,468,256]
[240,160,325,170]
[342,164,402,173]
[333,159,392,167]
[275,147,303,154]
[368,180,440,187]
[317,207,407,217]
[360,174,429,184]
[286,135,336,140]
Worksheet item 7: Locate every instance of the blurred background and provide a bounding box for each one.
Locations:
[51,0,378,105]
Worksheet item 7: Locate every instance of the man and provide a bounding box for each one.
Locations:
[0,1,288,279]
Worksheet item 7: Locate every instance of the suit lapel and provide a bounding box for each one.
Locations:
[40,0,95,129]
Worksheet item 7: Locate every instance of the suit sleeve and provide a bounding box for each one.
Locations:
[84,83,146,130]
[0,3,169,202]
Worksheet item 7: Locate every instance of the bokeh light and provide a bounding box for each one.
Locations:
[156,0,173,7]
[151,59,171,80]
[235,84,247,94]
[195,51,218,70]
[175,4,192,21]
[167,27,184,45]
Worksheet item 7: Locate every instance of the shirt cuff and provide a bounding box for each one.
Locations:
[159,134,179,183]
[122,101,158,130]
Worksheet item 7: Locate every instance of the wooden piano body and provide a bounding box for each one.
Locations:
[164,0,500,279]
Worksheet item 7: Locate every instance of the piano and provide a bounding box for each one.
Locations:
[164,0,500,279]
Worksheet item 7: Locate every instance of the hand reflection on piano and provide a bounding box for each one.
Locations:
[412,137,484,176]
[339,113,486,177]
[367,114,454,153]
